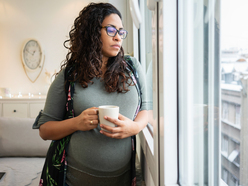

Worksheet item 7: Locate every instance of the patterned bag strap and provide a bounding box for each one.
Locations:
[124,55,143,186]
[59,66,76,185]
[64,66,76,119]
[124,55,142,119]
[38,67,75,186]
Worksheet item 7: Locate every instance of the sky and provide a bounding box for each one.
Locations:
[221,0,248,50]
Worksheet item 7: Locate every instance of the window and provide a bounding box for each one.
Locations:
[221,134,229,157]
[221,70,226,83]
[137,1,248,185]
[222,168,228,183]
[137,1,159,185]
[229,140,240,165]
[233,153,240,167]
[229,103,236,124]
[229,174,239,186]
[138,1,178,185]
[222,101,229,121]
[140,0,154,136]
[178,0,220,185]
[235,104,241,126]
[220,0,248,185]
[231,74,237,84]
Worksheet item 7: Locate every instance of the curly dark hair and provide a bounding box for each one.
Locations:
[61,2,132,93]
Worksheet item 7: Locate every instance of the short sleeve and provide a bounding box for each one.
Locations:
[33,69,67,129]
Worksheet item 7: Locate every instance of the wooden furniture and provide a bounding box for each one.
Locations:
[0,98,45,118]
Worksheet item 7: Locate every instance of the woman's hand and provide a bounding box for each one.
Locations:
[100,113,140,139]
[75,107,99,131]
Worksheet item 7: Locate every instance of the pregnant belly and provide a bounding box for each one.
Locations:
[67,128,132,176]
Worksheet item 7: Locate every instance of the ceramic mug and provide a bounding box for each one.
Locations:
[98,105,119,132]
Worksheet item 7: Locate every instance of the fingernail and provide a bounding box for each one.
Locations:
[104,116,107,119]
[100,130,103,133]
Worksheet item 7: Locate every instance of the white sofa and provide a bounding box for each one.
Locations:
[0,117,50,186]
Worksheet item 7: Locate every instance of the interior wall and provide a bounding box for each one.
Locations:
[109,0,133,56]
[0,0,132,96]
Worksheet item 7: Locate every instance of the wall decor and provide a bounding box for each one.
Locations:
[21,39,45,83]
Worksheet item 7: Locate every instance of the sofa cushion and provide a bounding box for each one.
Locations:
[0,157,45,186]
[0,117,50,157]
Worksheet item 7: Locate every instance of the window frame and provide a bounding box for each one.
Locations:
[137,0,178,186]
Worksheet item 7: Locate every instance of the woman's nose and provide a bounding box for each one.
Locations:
[113,33,122,41]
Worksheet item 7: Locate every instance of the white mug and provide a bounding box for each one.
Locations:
[98,105,119,132]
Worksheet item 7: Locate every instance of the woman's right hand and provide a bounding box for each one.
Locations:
[39,107,99,141]
[75,107,99,131]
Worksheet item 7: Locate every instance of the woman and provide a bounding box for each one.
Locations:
[34,2,148,186]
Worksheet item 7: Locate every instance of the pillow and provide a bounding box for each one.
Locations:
[0,117,50,157]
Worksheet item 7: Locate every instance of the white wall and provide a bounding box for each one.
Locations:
[0,0,132,96]
[109,0,133,55]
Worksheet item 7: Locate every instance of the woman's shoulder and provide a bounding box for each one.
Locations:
[49,68,66,87]
[56,68,66,80]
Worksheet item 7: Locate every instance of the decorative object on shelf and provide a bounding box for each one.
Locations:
[0,88,10,98]
[21,39,45,83]
[45,69,57,85]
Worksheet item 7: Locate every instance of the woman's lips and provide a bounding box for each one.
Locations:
[111,44,120,49]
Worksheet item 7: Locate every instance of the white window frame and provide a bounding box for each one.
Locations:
[136,0,178,186]
[135,1,159,185]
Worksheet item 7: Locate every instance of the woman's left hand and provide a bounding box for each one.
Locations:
[100,113,140,139]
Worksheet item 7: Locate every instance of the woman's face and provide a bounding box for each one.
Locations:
[101,13,123,61]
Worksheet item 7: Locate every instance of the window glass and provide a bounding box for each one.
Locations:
[143,3,154,135]
[139,0,156,137]
[178,0,220,185]
[138,1,159,183]
[220,0,248,185]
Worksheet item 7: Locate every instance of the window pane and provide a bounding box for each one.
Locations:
[139,0,155,137]
[220,0,248,185]
[144,6,154,135]
[178,0,220,185]
[138,1,159,183]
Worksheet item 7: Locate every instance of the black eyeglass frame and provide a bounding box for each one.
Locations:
[101,26,128,39]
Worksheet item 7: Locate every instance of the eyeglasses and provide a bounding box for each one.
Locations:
[102,26,128,39]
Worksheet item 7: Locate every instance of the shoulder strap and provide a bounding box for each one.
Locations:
[124,55,142,93]
[64,66,75,95]
[124,55,142,118]
[64,66,75,119]
[124,55,140,185]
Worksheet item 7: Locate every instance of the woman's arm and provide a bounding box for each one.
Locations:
[99,110,148,139]
[133,110,149,132]
[39,107,99,140]
[39,118,78,141]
